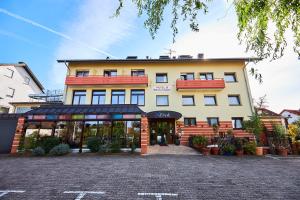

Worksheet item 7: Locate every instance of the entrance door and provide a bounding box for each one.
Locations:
[150,120,175,145]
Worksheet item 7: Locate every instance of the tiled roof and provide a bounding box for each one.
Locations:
[256,108,281,117]
[25,104,145,115]
[280,109,300,116]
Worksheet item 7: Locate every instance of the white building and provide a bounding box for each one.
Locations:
[280,109,300,124]
[0,62,44,113]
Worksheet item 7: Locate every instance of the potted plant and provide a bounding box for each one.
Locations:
[222,144,235,156]
[192,136,208,152]
[234,138,244,156]
[243,114,264,156]
[273,124,289,156]
[210,136,220,155]
[243,141,257,155]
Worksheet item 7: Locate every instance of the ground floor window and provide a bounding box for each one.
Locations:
[23,120,141,151]
[232,117,243,129]
[184,118,196,126]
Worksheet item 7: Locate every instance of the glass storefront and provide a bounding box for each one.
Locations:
[23,120,141,150]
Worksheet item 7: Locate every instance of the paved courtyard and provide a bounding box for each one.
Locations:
[0,154,299,200]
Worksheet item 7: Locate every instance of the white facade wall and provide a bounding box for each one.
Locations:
[0,65,43,113]
[281,111,300,124]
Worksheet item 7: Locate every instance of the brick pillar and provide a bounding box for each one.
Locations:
[140,116,149,155]
[10,117,25,154]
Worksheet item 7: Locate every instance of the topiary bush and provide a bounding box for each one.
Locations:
[243,141,257,155]
[86,137,102,152]
[222,144,236,155]
[49,144,70,156]
[32,147,45,156]
[38,136,60,153]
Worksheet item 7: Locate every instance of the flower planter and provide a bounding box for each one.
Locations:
[211,147,219,155]
[223,152,234,156]
[193,144,203,151]
[235,150,244,156]
[202,147,210,156]
[255,147,263,156]
[278,148,288,157]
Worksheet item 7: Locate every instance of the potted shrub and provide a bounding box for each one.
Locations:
[210,136,220,155]
[192,136,208,151]
[243,114,264,156]
[273,124,289,156]
[234,138,244,156]
[222,144,235,156]
[86,136,102,153]
[243,141,256,155]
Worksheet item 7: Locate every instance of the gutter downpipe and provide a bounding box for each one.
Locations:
[63,61,70,104]
[243,58,255,115]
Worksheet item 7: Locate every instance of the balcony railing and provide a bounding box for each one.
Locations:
[176,78,225,90]
[65,75,148,86]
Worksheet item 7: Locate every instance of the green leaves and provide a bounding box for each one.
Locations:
[114,0,299,61]
[235,0,300,60]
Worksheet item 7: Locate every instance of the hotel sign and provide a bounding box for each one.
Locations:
[153,85,172,91]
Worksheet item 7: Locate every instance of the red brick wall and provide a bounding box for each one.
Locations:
[140,116,149,155]
[177,120,254,145]
[10,117,25,154]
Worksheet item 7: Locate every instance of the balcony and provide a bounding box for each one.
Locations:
[176,78,225,90]
[65,75,148,86]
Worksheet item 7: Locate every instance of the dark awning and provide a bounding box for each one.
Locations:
[147,110,182,120]
[25,104,145,115]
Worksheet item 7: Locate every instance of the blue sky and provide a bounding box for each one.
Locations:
[0,0,299,112]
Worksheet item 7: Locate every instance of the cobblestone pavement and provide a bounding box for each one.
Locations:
[0,155,299,200]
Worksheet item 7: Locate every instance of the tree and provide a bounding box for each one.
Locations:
[255,94,268,109]
[115,0,300,61]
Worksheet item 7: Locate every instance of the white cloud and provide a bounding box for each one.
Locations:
[168,19,300,113]
[49,0,136,88]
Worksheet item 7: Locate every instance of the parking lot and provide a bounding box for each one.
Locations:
[0,154,299,199]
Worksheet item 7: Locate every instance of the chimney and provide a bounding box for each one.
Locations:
[197,53,204,59]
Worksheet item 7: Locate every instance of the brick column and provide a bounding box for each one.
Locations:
[10,117,25,154]
[140,116,149,155]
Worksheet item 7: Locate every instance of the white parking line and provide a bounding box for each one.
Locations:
[0,190,25,198]
[138,192,178,200]
[64,191,105,200]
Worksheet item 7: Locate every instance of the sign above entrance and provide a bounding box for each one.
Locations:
[153,85,172,92]
[147,111,182,120]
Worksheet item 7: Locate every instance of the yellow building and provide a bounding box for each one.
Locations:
[58,55,256,148]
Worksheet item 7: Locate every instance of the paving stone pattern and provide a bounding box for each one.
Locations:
[0,155,299,199]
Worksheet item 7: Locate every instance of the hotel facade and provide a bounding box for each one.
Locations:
[8,55,260,154]
[54,56,255,152]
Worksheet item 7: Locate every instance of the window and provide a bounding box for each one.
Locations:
[200,73,214,80]
[0,107,9,114]
[228,95,241,105]
[104,70,117,77]
[131,90,145,106]
[156,73,168,83]
[15,107,32,113]
[156,95,169,106]
[232,117,243,129]
[5,68,14,78]
[182,96,195,106]
[24,76,30,85]
[180,73,194,80]
[6,87,15,98]
[92,90,106,105]
[204,96,217,106]
[131,69,145,76]
[207,117,219,126]
[224,73,237,82]
[72,90,86,105]
[76,71,89,77]
[111,90,125,104]
[184,118,196,126]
